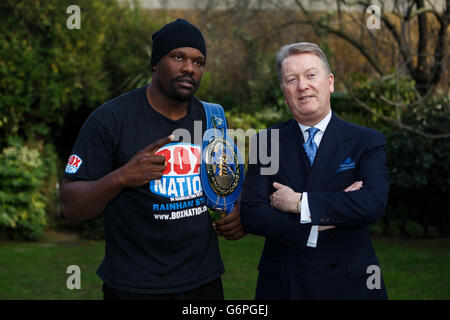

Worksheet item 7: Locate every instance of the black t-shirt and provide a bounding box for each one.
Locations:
[64,86,224,294]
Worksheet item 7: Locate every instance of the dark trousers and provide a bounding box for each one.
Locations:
[103,277,224,300]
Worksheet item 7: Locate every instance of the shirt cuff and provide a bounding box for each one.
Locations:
[300,192,311,224]
[300,193,319,248]
[307,225,319,248]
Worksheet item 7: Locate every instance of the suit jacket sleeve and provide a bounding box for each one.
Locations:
[240,131,311,246]
[308,130,390,227]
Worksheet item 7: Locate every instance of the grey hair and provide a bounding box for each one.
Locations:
[276,42,332,88]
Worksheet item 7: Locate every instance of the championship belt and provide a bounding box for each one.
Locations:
[200,101,244,214]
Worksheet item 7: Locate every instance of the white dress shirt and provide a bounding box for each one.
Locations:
[297,110,332,248]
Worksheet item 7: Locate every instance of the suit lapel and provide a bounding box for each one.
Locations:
[305,114,353,191]
[278,120,310,191]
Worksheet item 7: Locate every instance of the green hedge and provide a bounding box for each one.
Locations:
[0,138,59,240]
[0,0,159,150]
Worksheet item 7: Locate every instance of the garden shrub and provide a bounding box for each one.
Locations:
[0,138,55,240]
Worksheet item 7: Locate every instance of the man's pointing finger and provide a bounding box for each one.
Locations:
[145,135,175,153]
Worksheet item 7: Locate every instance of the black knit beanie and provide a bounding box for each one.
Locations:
[150,18,206,69]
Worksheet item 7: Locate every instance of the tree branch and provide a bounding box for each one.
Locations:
[293,0,385,75]
[341,80,450,140]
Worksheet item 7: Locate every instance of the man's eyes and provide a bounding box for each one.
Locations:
[173,55,204,67]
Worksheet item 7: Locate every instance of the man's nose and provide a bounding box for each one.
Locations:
[181,59,195,74]
[297,78,309,91]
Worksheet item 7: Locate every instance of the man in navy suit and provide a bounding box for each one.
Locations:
[240,42,389,299]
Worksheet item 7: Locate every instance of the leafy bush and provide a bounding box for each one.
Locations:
[405,220,425,238]
[0,0,159,151]
[0,138,56,240]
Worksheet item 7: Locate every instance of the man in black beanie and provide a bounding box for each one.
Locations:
[60,18,244,300]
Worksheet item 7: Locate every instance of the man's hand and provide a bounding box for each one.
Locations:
[344,180,363,192]
[116,135,174,187]
[270,182,301,213]
[213,204,246,241]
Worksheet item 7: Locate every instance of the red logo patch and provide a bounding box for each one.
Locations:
[65,154,83,174]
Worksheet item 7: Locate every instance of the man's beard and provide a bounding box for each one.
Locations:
[168,75,199,101]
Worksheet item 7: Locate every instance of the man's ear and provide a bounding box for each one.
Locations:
[329,73,335,94]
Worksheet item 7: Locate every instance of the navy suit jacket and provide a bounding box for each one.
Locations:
[240,114,389,300]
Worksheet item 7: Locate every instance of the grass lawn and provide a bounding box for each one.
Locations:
[0,232,449,300]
